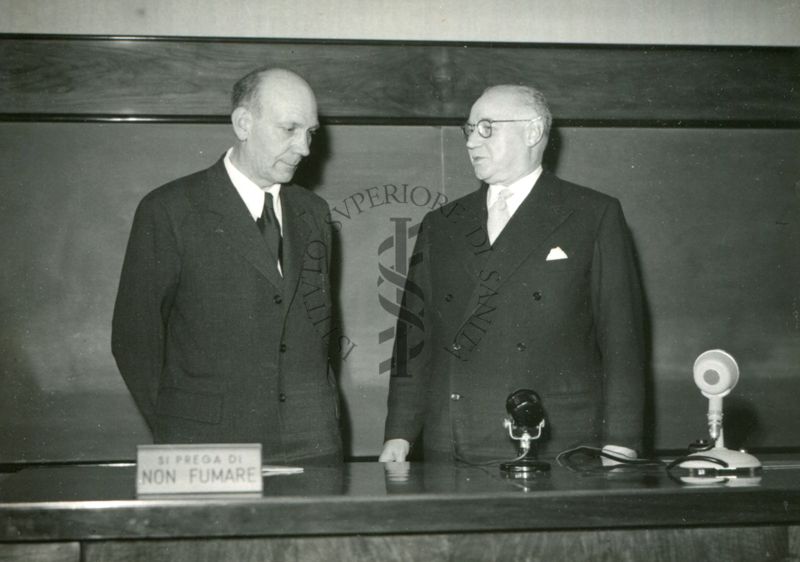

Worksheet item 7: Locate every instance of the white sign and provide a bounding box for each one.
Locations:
[136,443,263,496]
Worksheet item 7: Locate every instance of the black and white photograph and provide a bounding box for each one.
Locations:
[0,1,798,560]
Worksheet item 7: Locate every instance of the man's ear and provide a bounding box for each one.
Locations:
[526,118,546,148]
[231,106,251,141]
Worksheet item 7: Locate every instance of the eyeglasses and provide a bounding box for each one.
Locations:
[461,116,542,140]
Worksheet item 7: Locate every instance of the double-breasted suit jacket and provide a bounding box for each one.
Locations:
[385,171,645,459]
[112,157,342,463]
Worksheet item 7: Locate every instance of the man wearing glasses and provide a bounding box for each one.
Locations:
[380,85,645,464]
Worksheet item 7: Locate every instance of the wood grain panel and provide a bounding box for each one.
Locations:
[0,543,79,562]
[82,527,791,562]
[442,45,800,122]
[1,36,798,122]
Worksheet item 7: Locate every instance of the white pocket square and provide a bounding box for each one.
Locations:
[546,246,568,261]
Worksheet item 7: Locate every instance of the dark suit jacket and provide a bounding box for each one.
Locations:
[112,157,342,463]
[384,172,645,460]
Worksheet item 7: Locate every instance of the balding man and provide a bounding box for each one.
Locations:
[380,85,645,464]
[113,68,343,464]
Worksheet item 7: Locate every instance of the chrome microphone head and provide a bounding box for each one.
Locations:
[506,389,545,432]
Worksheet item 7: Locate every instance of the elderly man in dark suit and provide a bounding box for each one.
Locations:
[112,68,342,464]
[380,84,645,463]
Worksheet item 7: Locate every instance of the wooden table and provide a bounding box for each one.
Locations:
[1,458,798,561]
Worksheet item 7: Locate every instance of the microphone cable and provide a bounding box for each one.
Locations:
[555,445,665,473]
[555,444,734,481]
[454,448,531,468]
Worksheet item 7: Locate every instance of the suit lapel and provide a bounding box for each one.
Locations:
[483,172,573,291]
[280,185,314,300]
[446,186,493,277]
[201,158,284,290]
[452,173,573,339]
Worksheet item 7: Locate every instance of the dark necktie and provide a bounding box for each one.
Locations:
[258,192,283,274]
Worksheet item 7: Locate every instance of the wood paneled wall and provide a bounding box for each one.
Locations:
[2,36,798,122]
[0,35,798,463]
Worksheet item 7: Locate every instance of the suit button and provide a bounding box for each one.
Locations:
[279,393,287,402]
[273,294,283,304]
[450,393,462,401]
[451,342,462,351]
[444,293,453,302]
[279,343,287,352]
[532,291,542,301]
[516,342,526,351]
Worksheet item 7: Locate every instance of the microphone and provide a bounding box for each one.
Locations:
[677,350,761,483]
[507,389,546,433]
[500,389,550,476]
[693,349,739,445]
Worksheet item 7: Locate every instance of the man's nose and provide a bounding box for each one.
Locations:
[465,129,482,149]
[294,132,311,157]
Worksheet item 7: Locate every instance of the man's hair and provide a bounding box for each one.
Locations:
[231,67,269,114]
[485,84,553,138]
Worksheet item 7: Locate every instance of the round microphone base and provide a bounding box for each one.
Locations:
[500,459,551,477]
[678,447,762,484]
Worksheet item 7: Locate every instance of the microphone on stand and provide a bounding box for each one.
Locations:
[500,389,551,476]
[676,350,761,483]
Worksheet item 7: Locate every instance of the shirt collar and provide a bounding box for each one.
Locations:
[487,166,543,218]
[224,147,281,221]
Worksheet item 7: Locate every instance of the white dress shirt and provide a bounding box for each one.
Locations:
[486,166,543,220]
[224,148,283,234]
